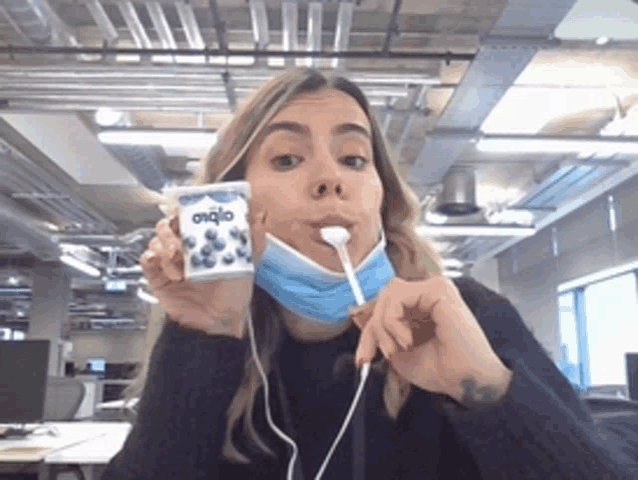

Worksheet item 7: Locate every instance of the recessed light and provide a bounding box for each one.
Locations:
[596,37,610,46]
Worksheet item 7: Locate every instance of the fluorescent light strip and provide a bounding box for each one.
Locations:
[60,254,101,277]
[442,258,464,268]
[137,287,158,304]
[443,270,463,278]
[557,258,638,294]
[477,137,638,155]
[416,224,536,237]
[98,130,217,149]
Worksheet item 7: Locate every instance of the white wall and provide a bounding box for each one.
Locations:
[471,257,501,294]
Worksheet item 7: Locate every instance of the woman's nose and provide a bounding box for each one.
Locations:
[310,180,345,200]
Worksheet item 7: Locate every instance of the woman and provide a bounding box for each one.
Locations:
[103,68,638,480]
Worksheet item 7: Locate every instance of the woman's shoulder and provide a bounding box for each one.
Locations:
[451,277,512,313]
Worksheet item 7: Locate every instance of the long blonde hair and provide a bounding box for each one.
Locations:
[122,67,443,464]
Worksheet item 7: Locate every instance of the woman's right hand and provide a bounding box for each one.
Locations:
[139,200,269,339]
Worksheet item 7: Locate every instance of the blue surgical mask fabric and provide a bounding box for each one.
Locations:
[254,230,396,323]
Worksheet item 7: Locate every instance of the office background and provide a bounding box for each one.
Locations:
[0,0,638,411]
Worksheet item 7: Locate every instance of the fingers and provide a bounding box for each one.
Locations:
[139,250,171,292]
[154,218,184,281]
[138,215,184,291]
[353,296,414,367]
[247,200,269,264]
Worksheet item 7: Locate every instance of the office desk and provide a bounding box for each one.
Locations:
[0,422,131,480]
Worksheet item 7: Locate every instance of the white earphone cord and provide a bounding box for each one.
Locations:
[248,237,372,480]
[247,311,371,480]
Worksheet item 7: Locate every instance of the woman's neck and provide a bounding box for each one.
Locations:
[281,307,353,343]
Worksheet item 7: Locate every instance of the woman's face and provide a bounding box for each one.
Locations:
[245,87,384,272]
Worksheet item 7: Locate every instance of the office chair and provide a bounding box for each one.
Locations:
[43,377,86,421]
[42,377,87,480]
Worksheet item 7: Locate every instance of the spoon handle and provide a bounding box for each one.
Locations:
[336,244,365,306]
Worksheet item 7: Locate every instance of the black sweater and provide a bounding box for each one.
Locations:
[102,277,638,479]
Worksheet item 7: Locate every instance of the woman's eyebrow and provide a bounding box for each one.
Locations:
[262,121,371,140]
[263,121,309,138]
[332,123,371,139]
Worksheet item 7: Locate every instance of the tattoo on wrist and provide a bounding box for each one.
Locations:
[460,378,499,408]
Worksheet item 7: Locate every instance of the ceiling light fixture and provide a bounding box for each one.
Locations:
[477,135,638,155]
[60,254,101,277]
[416,224,536,237]
[595,36,610,45]
[442,258,464,269]
[98,128,217,150]
[443,269,463,278]
[95,107,125,126]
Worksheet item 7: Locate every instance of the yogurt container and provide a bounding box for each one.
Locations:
[166,182,253,283]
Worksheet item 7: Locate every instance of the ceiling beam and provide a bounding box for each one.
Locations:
[0,45,475,61]
[409,0,579,200]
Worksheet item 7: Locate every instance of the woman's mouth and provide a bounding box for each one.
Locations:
[309,225,354,246]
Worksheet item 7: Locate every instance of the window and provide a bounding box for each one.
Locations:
[557,290,585,389]
[583,272,638,386]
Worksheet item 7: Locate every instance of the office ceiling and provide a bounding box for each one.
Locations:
[1,0,638,321]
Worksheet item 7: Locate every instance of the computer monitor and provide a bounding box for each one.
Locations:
[0,340,50,424]
[87,358,105,373]
[626,353,638,401]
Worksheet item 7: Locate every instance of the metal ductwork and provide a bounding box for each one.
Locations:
[0,193,61,261]
[99,113,169,192]
[2,0,53,44]
[55,228,155,248]
[107,144,168,192]
[434,167,481,216]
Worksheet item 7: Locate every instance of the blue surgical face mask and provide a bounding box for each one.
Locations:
[254,229,396,324]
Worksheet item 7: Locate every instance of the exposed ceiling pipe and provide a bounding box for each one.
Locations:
[0,43,474,61]
[395,84,429,153]
[332,1,354,70]
[0,93,235,104]
[381,97,399,135]
[145,1,177,50]
[0,84,411,98]
[3,0,90,62]
[37,0,82,48]
[382,0,403,55]
[84,0,119,46]
[221,71,237,111]
[207,0,228,52]
[249,0,269,68]
[175,0,205,50]
[306,2,322,68]
[117,1,153,49]
[0,64,443,84]
[281,0,298,69]
[204,0,237,111]
[0,193,61,261]
[3,165,86,228]
[2,0,53,44]
[0,137,116,232]
[54,228,155,247]
[0,5,36,44]
[6,101,231,113]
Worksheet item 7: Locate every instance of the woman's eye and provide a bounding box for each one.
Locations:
[272,155,302,169]
[343,156,368,169]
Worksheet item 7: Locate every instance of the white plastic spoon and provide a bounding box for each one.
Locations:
[315,226,371,480]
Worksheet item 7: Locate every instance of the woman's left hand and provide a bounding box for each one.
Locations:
[350,275,514,405]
